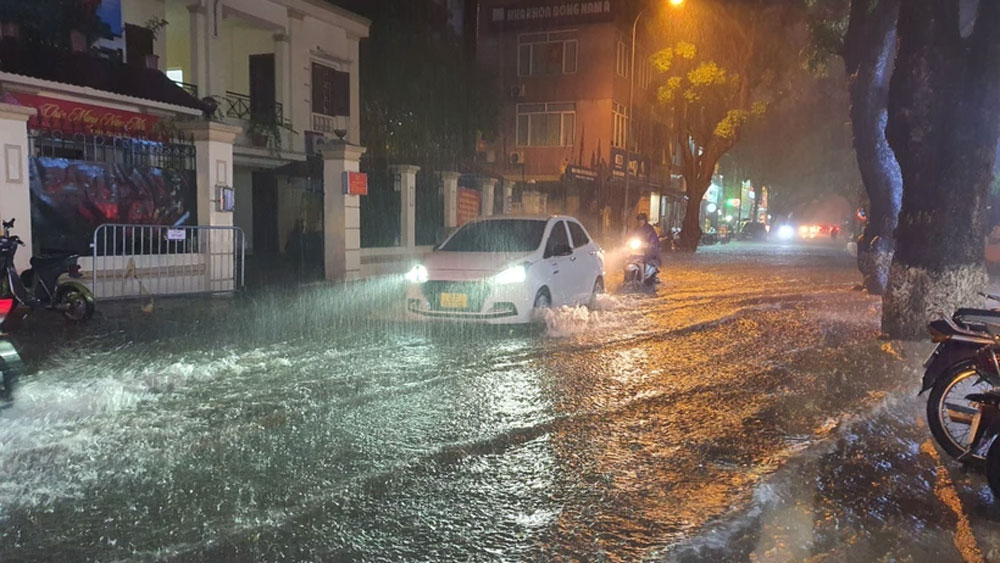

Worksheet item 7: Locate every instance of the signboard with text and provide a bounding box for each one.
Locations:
[610,147,649,180]
[4,92,160,135]
[343,172,368,196]
[488,1,614,31]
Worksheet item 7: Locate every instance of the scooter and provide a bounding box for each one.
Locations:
[623,237,659,291]
[1,218,94,322]
[0,297,24,405]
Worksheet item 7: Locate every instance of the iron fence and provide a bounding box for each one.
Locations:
[28,117,196,171]
[90,224,245,300]
[223,91,284,124]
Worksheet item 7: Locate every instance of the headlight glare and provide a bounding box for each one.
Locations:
[493,265,526,285]
[405,264,429,284]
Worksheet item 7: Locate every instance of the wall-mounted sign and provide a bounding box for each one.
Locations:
[217,186,235,212]
[3,92,160,135]
[343,171,368,196]
[488,0,614,31]
[566,165,598,182]
[610,147,649,180]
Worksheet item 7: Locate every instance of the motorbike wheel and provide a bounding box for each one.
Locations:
[927,360,992,462]
[986,436,1000,499]
[57,285,94,322]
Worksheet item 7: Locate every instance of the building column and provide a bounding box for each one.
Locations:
[177,121,242,227]
[322,143,367,281]
[0,104,35,273]
[391,165,420,248]
[274,32,292,139]
[478,177,497,217]
[287,9,306,152]
[441,171,460,229]
[502,179,515,214]
[189,1,224,100]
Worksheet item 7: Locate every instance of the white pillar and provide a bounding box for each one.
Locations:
[391,165,420,248]
[441,171,460,229]
[274,32,292,140]
[502,179,514,214]
[322,143,367,281]
[478,177,497,217]
[287,9,306,151]
[177,121,242,227]
[0,104,35,273]
[189,1,224,100]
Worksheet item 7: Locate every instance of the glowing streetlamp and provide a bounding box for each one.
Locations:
[623,0,685,234]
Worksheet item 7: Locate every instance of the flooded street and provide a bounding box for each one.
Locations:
[0,242,977,562]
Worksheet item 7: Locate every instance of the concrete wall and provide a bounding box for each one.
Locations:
[222,18,276,96]
[164,1,192,80]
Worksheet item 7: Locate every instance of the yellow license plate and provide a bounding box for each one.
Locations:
[439,292,468,309]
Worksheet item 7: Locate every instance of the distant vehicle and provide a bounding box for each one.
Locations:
[405,216,605,324]
[739,222,769,242]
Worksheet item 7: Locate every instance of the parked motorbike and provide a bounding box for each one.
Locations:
[1,218,94,322]
[623,237,659,291]
[0,297,24,405]
[923,305,1000,462]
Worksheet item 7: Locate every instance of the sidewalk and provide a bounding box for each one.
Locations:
[663,348,1000,563]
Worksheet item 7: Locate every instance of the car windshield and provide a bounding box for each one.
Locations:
[439,220,547,253]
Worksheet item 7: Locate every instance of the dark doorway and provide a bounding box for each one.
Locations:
[249,54,276,119]
[124,24,153,67]
[252,171,279,255]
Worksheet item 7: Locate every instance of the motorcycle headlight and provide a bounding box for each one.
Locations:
[404,264,429,284]
[493,264,526,285]
[628,238,642,251]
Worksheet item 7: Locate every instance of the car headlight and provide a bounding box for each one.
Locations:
[405,264,429,284]
[493,264,526,285]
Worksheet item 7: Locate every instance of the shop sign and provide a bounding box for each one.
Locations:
[610,147,649,180]
[488,0,614,30]
[566,165,598,182]
[4,92,160,135]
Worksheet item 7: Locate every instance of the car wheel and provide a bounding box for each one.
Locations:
[532,289,551,322]
[588,277,604,310]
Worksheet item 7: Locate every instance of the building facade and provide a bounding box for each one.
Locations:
[476,0,685,239]
[0,0,369,290]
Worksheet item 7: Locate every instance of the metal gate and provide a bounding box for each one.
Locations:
[90,224,246,300]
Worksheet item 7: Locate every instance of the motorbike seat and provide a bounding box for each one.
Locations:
[954,308,1000,328]
[967,390,1000,406]
[29,254,77,270]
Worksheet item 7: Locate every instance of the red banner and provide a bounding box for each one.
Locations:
[3,91,161,135]
[457,187,480,227]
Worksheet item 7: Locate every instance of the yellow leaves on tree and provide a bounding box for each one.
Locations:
[657,76,684,103]
[713,109,749,140]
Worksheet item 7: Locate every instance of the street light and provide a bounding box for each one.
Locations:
[623,0,685,235]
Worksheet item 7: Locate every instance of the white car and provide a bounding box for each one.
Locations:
[405,215,605,324]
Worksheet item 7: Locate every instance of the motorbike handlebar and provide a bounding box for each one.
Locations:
[980,292,1000,304]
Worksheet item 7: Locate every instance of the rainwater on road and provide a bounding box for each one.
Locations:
[0,241,972,562]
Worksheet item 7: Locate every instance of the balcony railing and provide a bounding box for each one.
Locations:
[223,91,284,125]
[174,81,198,98]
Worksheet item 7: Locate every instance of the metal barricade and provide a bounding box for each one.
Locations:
[90,224,246,301]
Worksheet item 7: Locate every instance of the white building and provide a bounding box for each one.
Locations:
[0,0,370,294]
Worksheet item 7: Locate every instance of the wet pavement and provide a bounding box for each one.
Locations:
[0,241,992,562]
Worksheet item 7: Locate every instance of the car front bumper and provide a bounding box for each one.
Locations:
[405,280,536,324]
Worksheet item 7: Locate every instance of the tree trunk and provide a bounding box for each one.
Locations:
[844,0,901,296]
[883,0,1000,339]
[677,195,704,252]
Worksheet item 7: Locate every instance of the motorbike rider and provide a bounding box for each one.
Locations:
[632,213,661,268]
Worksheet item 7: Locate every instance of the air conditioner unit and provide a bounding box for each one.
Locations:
[508,151,525,165]
[509,84,526,98]
[305,131,328,156]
